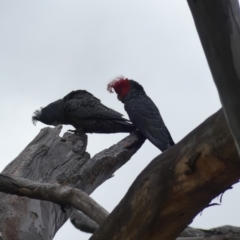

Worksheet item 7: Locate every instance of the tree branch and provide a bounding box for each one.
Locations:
[70,210,99,234]
[0,174,108,225]
[0,126,144,240]
[15,173,235,240]
[178,225,240,239]
[187,0,240,154]
[90,109,240,240]
[61,130,145,195]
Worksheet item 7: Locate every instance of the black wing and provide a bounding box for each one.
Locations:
[63,90,134,133]
[125,96,174,151]
[63,90,127,120]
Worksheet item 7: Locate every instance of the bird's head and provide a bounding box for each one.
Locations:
[107,77,131,102]
[32,99,65,126]
[107,77,145,101]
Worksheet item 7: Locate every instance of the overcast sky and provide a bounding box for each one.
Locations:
[1,1,239,240]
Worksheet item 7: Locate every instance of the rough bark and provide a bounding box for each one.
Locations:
[0,174,108,225]
[178,225,240,239]
[187,0,240,154]
[70,211,240,239]
[90,109,240,240]
[0,126,144,240]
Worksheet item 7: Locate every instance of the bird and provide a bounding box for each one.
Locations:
[107,77,175,151]
[32,90,135,134]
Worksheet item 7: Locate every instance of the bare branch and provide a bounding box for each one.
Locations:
[178,225,240,239]
[70,210,99,234]
[187,0,240,154]
[60,130,146,195]
[0,174,108,225]
[0,126,144,240]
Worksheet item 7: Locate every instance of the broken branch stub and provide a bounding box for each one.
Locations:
[0,126,144,240]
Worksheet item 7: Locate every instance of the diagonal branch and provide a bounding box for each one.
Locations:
[60,130,146,195]
[0,174,108,225]
[90,109,240,240]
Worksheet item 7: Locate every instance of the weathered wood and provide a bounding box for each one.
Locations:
[90,109,240,240]
[187,0,240,154]
[178,225,240,239]
[70,210,99,234]
[179,226,205,238]
[72,212,240,238]
[0,174,108,225]
[0,126,144,240]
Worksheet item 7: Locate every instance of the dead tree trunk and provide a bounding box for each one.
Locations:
[187,0,240,154]
[2,110,239,240]
[0,126,144,240]
[90,110,240,240]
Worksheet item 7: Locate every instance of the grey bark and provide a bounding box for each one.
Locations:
[69,210,240,239]
[0,126,144,240]
[178,225,240,239]
[70,210,99,234]
[187,0,240,154]
[0,174,108,225]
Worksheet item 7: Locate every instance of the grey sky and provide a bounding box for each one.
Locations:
[0,1,238,240]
